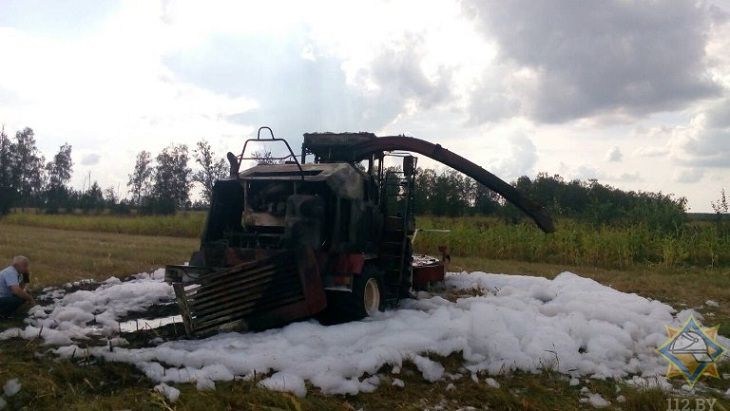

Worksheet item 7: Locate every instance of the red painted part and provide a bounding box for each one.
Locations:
[413,263,445,290]
[296,247,328,315]
[333,253,365,275]
[331,274,353,286]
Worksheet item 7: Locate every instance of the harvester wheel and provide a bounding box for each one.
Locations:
[361,276,382,317]
[322,266,384,323]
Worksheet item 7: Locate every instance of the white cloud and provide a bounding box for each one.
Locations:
[491,130,538,180]
[574,165,601,181]
[673,168,704,183]
[0,4,258,195]
[615,172,643,183]
[668,101,730,167]
[606,146,623,162]
[80,153,100,166]
[366,35,453,111]
[633,146,670,158]
[556,162,642,184]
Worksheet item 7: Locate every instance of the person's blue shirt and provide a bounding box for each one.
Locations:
[0,265,21,298]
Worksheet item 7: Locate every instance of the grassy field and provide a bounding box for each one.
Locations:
[6,212,729,271]
[0,223,198,287]
[2,211,206,238]
[416,216,730,269]
[2,217,730,409]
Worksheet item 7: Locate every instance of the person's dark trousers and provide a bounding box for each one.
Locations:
[0,295,24,317]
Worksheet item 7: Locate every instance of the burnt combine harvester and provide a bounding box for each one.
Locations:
[166,127,554,336]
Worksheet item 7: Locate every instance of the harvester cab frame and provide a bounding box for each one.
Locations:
[166,127,554,337]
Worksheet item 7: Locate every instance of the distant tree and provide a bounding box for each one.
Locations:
[473,183,501,215]
[64,188,82,211]
[0,126,16,214]
[192,139,226,204]
[12,127,45,207]
[46,143,73,188]
[109,199,131,215]
[151,144,192,213]
[104,186,118,206]
[711,189,728,216]
[127,150,153,207]
[428,170,469,217]
[104,185,130,214]
[507,172,687,231]
[413,167,435,215]
[711,188,728,232]
[44,143,73,213]
[79,181,104,213]
[251,150,277,165]
[190,199,209,210]
[407,166,687,231]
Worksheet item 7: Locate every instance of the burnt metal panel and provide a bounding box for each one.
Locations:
[303,132,377,161]
[201,179,244,244]
[173,247,326,336]
[241,163,365,200]
[412,262,445,291]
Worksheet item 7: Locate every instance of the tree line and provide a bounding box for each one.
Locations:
[0,125,693,231]
[0,126,227,215]
[126,141,227,214]
[411,168,689,232]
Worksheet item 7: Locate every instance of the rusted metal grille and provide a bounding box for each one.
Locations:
[174,250,307,336]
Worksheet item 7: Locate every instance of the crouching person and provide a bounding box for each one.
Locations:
[0,256,35,318]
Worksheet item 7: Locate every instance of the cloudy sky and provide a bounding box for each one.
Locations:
[1,0,729,211]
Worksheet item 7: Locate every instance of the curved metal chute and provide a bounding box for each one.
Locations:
[348,135,555,233]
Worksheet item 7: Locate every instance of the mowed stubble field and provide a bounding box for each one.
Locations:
[2,214,730,410]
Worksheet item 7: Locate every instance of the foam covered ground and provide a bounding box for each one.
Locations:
[0,270,718,397]
[1,270,172,345]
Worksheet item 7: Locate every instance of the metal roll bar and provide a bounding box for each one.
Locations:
[238,127,305,180]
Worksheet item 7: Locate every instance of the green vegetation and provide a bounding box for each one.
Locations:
[509,173,688,230]
[1,217,728,314]
[2,211,205,238]
[1,127,230,216]
[0,222,197,286]
[412,170,688,230]
[4,211,729,272]
[415,216,730,270]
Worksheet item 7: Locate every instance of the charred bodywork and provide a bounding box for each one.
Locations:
[166,127,553,336]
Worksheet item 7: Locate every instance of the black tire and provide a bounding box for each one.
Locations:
[322,265,384,323]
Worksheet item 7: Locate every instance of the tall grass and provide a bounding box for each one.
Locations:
[415,216,730,270]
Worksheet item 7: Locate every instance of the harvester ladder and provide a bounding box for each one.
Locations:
[380,171,414,297]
